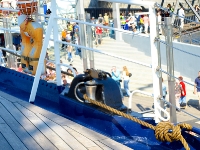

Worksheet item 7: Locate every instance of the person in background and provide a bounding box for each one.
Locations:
[61,29,67,49]
[122,66,130,97]
[193,71,200,110]
[162,78,167,100]
[45,9,51,23]
[128,16,136,32]
[61,75,70,95]
[98,14,104,24]
[67,21,73,31]
[179,76,187,108]
[157,10,162,35]
[178,6,185,29]
[69,64,78,75]
[66,68,74,84]
[95,21,103,47]
[17,63,23,72]
[175,80,181,111]
[194,5,200,22]
[167,3,174,17]
[91,17,96,39]
[143,14,149,34]
[66,31,73,62]
[46,9,52,15]
[111,66,121,86]
[45,52,49,60]
[120,13,126,29]
[103,13,109,36]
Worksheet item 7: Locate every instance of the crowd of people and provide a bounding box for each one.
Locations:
[61,21,81,63]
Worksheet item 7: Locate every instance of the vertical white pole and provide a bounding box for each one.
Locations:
[149,6,160,123]
[35,0,40,22]
[165,17,177,123]
[29,1,54,103]
[112,3,122,41]
[86,13,94,69]
[78,0,88,71]
[52,2,61,86]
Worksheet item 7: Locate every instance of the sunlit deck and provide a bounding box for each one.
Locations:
[0,90,131,150]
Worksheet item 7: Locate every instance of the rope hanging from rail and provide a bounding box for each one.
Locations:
[83,94,192,150]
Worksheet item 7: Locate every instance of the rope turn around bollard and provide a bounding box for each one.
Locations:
[83,94,193,150]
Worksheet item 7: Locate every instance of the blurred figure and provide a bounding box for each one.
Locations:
[111,66,121,86]
[178,6,185,29]
[194,5,200,22]
[128,16,136,32]
[178,76,186,108]
[98,14,104,24]
[122,66,130,97]
[193,71,200,110]
[157,10,162,35]
[66,31,73,62]
[91,17,96,39]
[17,63,23,72]
[175,80,181,111]
[143,14,149,34]
[61,29,67,49]
[95,21,103,47]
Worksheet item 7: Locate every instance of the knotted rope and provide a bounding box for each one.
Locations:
[83,94,193,150]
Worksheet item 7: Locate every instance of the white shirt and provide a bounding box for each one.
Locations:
[178,8,185,19]
[66,34,71,41]
[122,71,130,80]
[158,15,161,24]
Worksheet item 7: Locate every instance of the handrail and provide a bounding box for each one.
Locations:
[128,90,170,122]
[128,90,153,110]
[128,90,170,121]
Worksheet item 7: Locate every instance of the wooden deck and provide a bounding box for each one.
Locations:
[0,91,132,150]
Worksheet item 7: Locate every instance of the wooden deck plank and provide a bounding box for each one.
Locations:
[64,126,102,149]
[0,91,133,150]
[36,113,87,150]
[0,102,42,150]
[93,140,113,150]
[0,117,14,150]
[14,103,72,150]
[0,98,56,150]
[0,123,28,150]
[98,138,132,150]
[18,101,108,141]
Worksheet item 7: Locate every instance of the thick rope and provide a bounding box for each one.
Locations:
[83,94,193,150]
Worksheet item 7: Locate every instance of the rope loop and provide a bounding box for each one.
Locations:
[155,122,182,142]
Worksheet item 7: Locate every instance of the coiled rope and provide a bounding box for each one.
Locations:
[83,94,192,150]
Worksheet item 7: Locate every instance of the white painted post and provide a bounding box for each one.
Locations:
[78,0,88,70]
[86,13,95,69]
[112,3,122,41]
[149,6,161,123]
[164,17,177,124]
[52,3,62,86]
[29,1,55,103]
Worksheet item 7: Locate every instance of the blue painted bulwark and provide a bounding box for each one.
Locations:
[0,66,199,149]
[0,66,59,103]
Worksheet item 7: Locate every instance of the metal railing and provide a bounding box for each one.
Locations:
[127,90,170,122]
